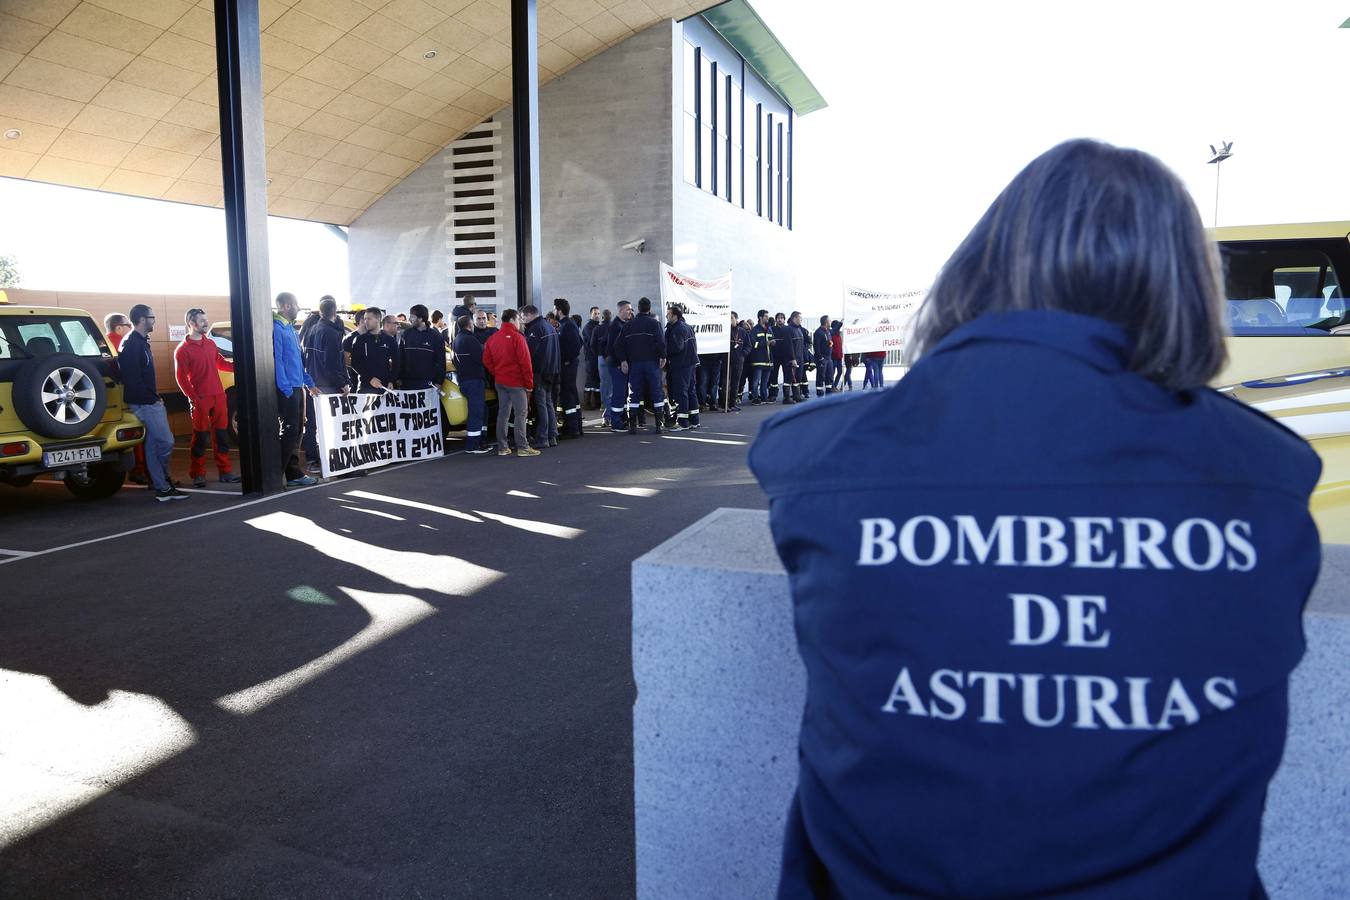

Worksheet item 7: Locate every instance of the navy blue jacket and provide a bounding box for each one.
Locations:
[812,326,832,362]
[750,323,774,365]
[791,323,809,364]
[351,332,395,389]
[558,315,583,366]
[451,330,484,382]
[605,316,629,365]
[581,319,597,361]
[473,325,497,346]
[302,318,347,390]
[616,312,666,364]
[750,310,1322,900]
[399,325,446,387]
[524,316,561,376]
[664,318,698,369]
[771,324,797,364]
[117,330,159,405]
[592,319,612,362]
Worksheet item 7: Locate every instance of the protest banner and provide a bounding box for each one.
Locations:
[841,285,926,354]
[314,388,444,478]
[659,263,732,355]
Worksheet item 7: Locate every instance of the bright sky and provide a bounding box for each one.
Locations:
[2,1,1349,318]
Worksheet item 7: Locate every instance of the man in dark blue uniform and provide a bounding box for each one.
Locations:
[606,300,636,432]
[726,311,746,411]
[351,308,394,393]
[664,303,699,431]
[301,297,350,473]
[749,310,774,404]
[615,296,666,434]
[812,314,834,397]
[554,298,585,439]
[451,315,490,454]
[789,311,810,400]
[398,304,447,390]
[522,305,560,448]
[581,305,602,411]
[590,310,614,428]
[771,312,799,405]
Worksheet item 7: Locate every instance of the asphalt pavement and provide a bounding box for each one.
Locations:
[0,401,786,899]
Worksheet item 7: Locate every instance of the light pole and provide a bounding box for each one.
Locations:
[1208,141,1233,226]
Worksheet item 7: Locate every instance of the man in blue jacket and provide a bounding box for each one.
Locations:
[580,305,602,411]
[616,296,666,435]
[749,310,774,405]
[274,292,318,487]
[351,309,394,393]
[812,314,834,397]
[606,301,635,432]
[452,315,490,454]
[301,297,350,474]
[554,298,585,439]
[399,304,447,391]
[522,304,560,448]
[664,304,699,431]
[118,303,186,501]
[771,312,799,405]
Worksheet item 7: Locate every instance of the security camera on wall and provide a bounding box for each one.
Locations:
[622,238,646,254]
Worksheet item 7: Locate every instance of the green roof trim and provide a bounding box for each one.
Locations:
[697,0,828,115]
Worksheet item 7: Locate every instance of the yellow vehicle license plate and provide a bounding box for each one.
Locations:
[43,445,101,466]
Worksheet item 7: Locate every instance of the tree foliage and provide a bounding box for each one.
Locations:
[0,254,19,289]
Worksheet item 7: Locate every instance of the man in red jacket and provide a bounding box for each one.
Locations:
[174,308,240,487]
[482,308,538,457]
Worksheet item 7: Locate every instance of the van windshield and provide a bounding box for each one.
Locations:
[1221,240,1349,335]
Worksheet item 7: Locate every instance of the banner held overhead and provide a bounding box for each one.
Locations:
[659,263,732,355]
[841,286,926,354]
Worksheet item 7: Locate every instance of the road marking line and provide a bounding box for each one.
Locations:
[0,549,33,557]
[345,507,405,521]
[0,453,459,566]
[660,434,747,446]
[585,484,659,498]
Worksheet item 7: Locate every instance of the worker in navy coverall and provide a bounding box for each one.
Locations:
[749,139,1323,900]
[664,303,699,431]
[554,298,585,438]
[749,310,774,404]
[606,301,635,431]
[615,296,666,434]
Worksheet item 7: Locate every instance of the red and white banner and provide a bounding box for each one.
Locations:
[841,285,925,353]
[659,262,732,355]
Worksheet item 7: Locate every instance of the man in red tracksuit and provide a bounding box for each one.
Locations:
[174,308,240,487]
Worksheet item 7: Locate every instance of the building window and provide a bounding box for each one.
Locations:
[776,120,784,226]
[733,77,743,207]
[766,112,774,221]
[683,41,697,186]
[757,102,765,214]
[787,112,793,229]
[723,73,734,203]
[709,61,718,196]
[707,51,718,191]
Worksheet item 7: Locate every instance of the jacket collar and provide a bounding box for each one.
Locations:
[926,310,1133,374]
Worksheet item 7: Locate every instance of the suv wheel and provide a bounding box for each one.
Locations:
[64,462,125,500]
[13,353,108,439]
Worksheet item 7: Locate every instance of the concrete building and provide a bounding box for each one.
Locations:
[348,3,825,318]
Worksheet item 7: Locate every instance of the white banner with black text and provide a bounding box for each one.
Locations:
[841,285,926,354]
[314,389,444,478]
[659,262,732,355]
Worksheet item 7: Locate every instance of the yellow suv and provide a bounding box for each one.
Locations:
[1213,222,1350,542]
[0,293,146,499]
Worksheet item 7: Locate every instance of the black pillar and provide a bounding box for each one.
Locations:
[214,0,281,495]
[511,0,542,311]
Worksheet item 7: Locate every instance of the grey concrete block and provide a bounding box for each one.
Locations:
[632,508,800,900]
[633,509,1349,900]
[1259,542,1350,899]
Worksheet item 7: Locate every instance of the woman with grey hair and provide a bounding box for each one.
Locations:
[751,139,1321,899]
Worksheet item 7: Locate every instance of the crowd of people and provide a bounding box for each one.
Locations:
[102,289,894,494]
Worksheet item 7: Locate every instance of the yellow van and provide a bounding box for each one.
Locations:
[1214,221,1350,542]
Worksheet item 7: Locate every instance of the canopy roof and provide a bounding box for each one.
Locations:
[0,0,708,225]
[699,0,825,115]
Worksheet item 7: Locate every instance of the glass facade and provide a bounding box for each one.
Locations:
[682,35,792,229]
